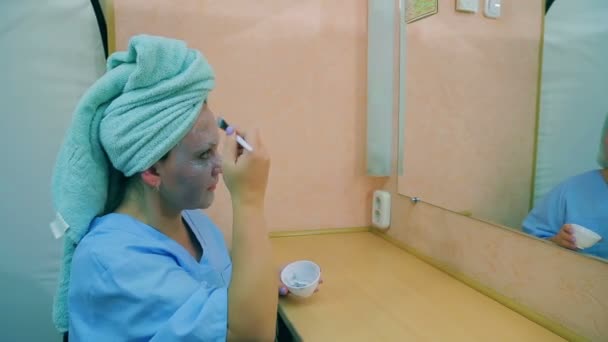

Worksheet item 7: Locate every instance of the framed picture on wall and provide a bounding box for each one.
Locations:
[406,0,439,23]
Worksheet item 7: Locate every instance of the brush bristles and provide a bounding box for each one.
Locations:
[217,117,229,130]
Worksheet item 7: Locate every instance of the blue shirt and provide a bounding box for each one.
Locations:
[68,210,232,341]
[523,169,608,259]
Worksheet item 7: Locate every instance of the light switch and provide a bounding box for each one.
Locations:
[456,0,479,13]
[484,0,501,18]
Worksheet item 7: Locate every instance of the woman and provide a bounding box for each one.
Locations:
[522,114,608,259]
[52,35,278,340]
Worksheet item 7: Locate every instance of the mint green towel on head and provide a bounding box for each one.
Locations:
[50,34,215,332]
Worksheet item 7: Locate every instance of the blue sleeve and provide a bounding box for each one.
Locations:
[69,249,228,342]
[522,185,566,239]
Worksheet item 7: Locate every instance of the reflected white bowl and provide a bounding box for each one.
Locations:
[570,224,602,249]
[280,260,321,298]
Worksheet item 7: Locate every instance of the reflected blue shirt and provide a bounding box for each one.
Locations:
[523,170,608,259]
[68,210,232,341]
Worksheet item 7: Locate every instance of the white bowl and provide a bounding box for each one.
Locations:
[280,260,321,298]
[570,224,602,249]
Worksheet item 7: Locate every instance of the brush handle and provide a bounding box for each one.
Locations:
[235,135,254,152]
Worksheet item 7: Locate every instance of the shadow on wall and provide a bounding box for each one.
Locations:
[0,271,60,342]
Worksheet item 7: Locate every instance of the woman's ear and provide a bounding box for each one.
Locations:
[141,150,172,189]
[141,166,161,188]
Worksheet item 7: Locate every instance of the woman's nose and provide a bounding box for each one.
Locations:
[212,157,222,176]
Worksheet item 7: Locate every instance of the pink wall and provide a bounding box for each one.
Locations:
[398,0,542,228]
[113,1,386,238]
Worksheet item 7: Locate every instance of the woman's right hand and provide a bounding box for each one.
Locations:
[222,128,270,207]
[549,224,578,250]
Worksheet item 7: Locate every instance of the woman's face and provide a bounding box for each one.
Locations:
[157,103,221,210]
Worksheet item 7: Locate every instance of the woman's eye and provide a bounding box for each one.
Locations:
[200,150,211,159]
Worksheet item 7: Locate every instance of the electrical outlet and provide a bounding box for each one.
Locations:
[372,190,391,229]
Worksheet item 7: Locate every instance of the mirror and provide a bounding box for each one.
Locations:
[397,0,608,261]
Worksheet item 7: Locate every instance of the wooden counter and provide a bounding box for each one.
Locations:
[271,232,564,341]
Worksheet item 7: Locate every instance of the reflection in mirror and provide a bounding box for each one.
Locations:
[523,117,607,259]
[397,0,608,261]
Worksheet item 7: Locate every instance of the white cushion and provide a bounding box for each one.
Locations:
[0,0,106,339]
